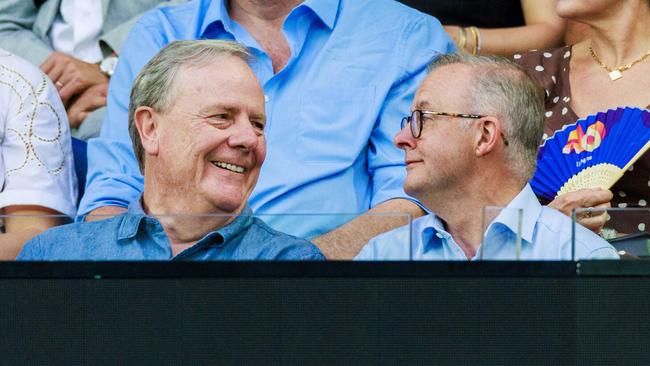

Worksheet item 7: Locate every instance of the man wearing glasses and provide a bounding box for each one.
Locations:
[355,54,617,261]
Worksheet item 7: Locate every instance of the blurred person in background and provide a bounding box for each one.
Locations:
[397,0,566,56]
[515,0,650,236]
[0,0,187,139]
[0,49,77,259]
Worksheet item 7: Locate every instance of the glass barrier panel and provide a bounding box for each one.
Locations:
[479,206,523,261]
[573,207,650,260]
[1,212,412,261]
[254,213,413,261]
[0,213,71,260]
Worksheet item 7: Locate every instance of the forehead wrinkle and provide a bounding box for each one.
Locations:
[414,90,450,112]
[418,68,476,113]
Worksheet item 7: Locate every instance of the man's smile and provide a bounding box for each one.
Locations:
[212,160,246,173]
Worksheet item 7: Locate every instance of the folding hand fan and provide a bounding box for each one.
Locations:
[531,107,650,200]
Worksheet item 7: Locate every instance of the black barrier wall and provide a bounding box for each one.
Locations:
[0,262,648,365]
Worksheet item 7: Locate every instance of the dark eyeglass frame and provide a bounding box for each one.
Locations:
[401,110,485,139]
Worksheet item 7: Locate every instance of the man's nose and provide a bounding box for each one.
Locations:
[229,119,260,151]
[394,126,416,150]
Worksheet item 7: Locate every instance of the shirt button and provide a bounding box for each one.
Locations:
[435,233,444,239]
[264,95,270,103]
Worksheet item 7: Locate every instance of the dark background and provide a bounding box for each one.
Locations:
[1,261,648,365]
[396,0,525,28]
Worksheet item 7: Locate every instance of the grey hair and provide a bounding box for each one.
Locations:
[128,40,252,172]
[428,53,545,181]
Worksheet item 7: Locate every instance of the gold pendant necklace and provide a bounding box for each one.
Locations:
[588,46,650,81]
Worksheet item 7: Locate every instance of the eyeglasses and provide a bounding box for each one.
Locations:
[400,110,484,139]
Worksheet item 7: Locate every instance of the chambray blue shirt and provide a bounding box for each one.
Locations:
[18,199,325,260]
[356,184,619,261]
[78,0,455,239]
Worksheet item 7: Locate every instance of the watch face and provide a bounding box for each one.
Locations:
[100,56,118,76]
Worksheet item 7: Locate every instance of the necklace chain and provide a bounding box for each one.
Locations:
[588,46,650,80]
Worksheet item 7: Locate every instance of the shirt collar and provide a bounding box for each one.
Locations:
[489,184,541,244]
[198,0,229,38]
[418,214,450,252]
[117,198,148,240]
[117,196,255,243]
[420,184,541,250]
[214,206,254,244]
[198,0,340,37]
[300,0,339,30]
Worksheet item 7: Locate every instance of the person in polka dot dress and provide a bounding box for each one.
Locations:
[514,0,650,235]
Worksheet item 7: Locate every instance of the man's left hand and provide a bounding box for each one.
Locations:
[41,52,108,105]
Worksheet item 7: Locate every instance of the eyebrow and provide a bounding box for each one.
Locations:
[414,100,433,110]
[251,113,267,123]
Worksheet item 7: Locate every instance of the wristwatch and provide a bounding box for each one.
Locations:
[99,55,118,77]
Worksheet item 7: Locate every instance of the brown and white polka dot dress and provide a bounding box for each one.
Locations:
[515,45,650,234]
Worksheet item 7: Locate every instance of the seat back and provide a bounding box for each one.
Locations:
[71,137,87,203]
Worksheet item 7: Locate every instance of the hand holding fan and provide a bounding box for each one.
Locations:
[531,107,650,200]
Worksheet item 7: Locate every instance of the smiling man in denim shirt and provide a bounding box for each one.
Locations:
[356,54,618,261]
[18,40,324,261]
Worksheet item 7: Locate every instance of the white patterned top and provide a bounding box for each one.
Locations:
[0,49,77,217]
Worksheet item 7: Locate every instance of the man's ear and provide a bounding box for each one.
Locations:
[474,116,501,157]
[134,106,159,156]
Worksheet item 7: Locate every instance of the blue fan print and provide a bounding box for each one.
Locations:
[531,107,650,200]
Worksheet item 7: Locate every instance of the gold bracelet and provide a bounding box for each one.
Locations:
[472,26,481,54]
[458,26,467,52]
[468,26,479,55]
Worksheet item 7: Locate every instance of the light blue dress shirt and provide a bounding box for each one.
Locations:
[78,0,455,239]
[356,184,619,261]
[18,199,325,261]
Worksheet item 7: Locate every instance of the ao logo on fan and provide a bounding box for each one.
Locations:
[531,107,650,201]
[561,121,606,154]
